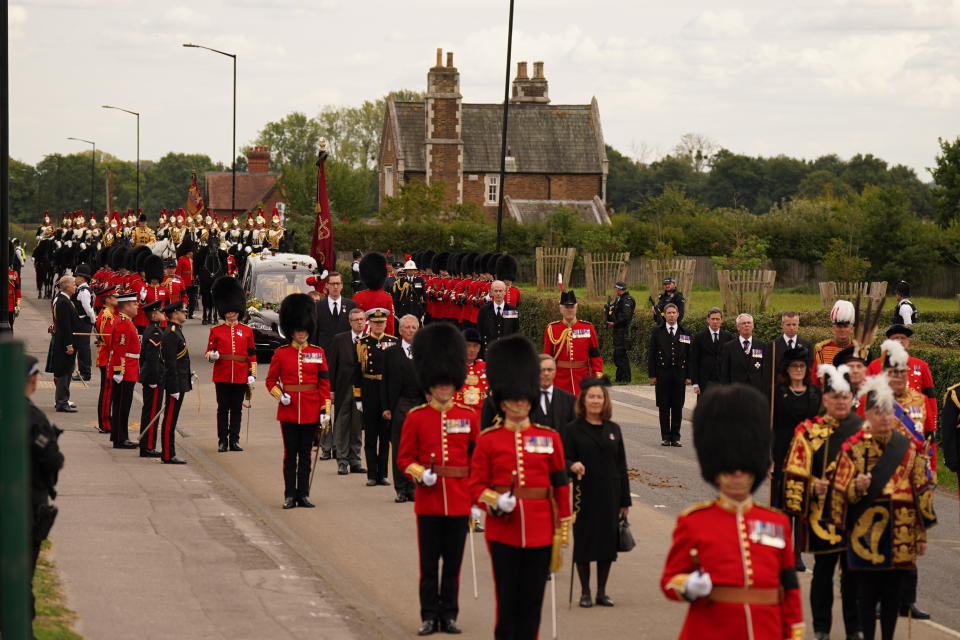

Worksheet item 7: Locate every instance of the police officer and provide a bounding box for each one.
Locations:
[893,280,917,326]
[606,281,635,383]
[648,303,691,447]
[652,277,686,324]
[138,300,165,458]
[354,308,398,486]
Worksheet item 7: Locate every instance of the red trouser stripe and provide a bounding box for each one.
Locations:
[147,388,161,449]
[100,371,113,432]
[162,399,177,460]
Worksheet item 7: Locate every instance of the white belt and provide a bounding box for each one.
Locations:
[125,353,140,359]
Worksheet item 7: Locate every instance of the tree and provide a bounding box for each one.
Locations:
[605,145,646,212]
[841,153,889,193]
[9,158,38,222]
[703,150,764,210]
[143,153,216,215]
[252,112,324,170]
[796,170,855,201]
[672,133,718,173]
[821,237,871,282]
[929,136,960,225]
[318,90,423,170]
[377,179,483,223]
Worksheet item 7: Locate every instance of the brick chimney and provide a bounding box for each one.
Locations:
[425,48,463,204]
[511,60,550,104]
[247,146,271,173]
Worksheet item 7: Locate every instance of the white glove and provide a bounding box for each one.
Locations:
[247,375,255,385]
[149,384,157,389]
[421,469,438,487]
[355,400,363,412]
[280,393,292,406]
[496,492,517,514]
[683,572,713,600]
[170,392,181,401]
[471,506,485,521]
[208,350,220,362]
[113,374,122,383]
[320,413,330,427]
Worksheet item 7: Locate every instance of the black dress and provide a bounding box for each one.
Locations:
[563,418,631,563]
[770,384,821,508]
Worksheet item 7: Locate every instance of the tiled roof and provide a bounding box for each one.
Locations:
[205,171,279,212]
[393,101,604,174]
[505,196,610,224]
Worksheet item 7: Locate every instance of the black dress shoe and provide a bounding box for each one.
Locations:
[163,457,187,464]
[670,441,682,447]
[661,439,671,446]
[579,593,593,608]
[96,426,110,434]
[813,633,830,640]
[296,497,315,508]
[56,405,78,413]
[900,604,931,620]
[338,463,349,475]
[283,497,297,509]
[114,440,138,449]
[417,619,437,636]
[318,449,332,460]
[366,479,378,487]
[377,478,391,486]
[350,465,367,474]
[395,493,408,503]
[218,442,228,452]
[596,594,614,607]
[140,449,162,458]
[229,442,243,452]
[440,618,462,634]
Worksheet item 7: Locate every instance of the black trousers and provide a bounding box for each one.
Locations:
[160,392,184,461]
[488,542,551,640]
[900,568,918,605]
[280,421,317,498]
[110,380,135,445]
[417,515,468,623]
[811,550,859,635]
[139,384,164,452]
[186,285,198,317]
[858,569,904,640]
[215,382,246,444]
[392,398,419,497]
[612,329,631,383]
[361,382,390,480]
[75,323,92,379]
[655,371,686,442]
[97,366,113,433]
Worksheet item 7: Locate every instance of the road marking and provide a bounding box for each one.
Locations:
[921,620,960,639]
[630,493,641,499]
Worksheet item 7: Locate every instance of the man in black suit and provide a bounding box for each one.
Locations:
[648,303,691,446]
[311,271,356,352]
[51,275,79,412]
[772,310,812,372]
[689,307,734,397]
[476,280,519,357]
[530,354,576,435]
[720,313,772,395]
[327,307,367,475]
[382,314,425,503]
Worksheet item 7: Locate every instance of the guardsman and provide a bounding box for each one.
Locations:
[398,323,479,636]
[159,300,191,464]
[169,211,185,246]
[661,384,805,640]
[265,293,332,508]
[393,258,428,325]
[354,308,398,486]
[461,254,488,330]
[108,292,141,449]
[126,246,150,331]
[138,300,165,458]
[131,212,155,247]
[253,210,268,252]
[812,300,857,385]
[206,276,256,452]
[353,252,396,332]
[648,302,691,447]
[652,277,686,325]
[156,208,169,240]
[542,290,603,397]
[176,240,196,319]
[92,254,114,312]
[7,259,21,330]
[139,255,168,327]
[469,334,571,639]
[37,211,54,240]
[608,281,636,383]
[782,365,862,640]
[162,257,188,308]
[102,212,118,248]
[453,328,488,417]
[426,252,449,323]
[267,207,285,250]
[95,288,118,435]
[830,375,936,640]
[494,254,521,307]
[892,281,917,326]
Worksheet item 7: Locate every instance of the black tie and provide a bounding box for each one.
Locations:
[541,390,550,415]
[669,326,674,337]
[333,302,338,318]
[788,339,794,349]
[497,306,502,318]
[743,340,750,353]
[713,332,718,345]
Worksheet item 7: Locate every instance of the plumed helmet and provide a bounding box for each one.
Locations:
[894,280,910,297]
[143,254,164,283]
[495,254,518,282]
[432,251,449,274]
[830,300,855,326]
[859,372,895,414]
[413,322,467,391]
[211,276,246,317]
[359,252,387,290]
[279,292,315,338]
[692,384,770,493]
[880,338,909,370]
[485,334,540,414]
[110,247,128,270]
[818,364,851,395]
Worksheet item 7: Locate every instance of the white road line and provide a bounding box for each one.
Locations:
[612,398,692,425]
[921,620,960,639]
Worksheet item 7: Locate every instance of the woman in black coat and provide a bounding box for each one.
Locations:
[563,378,631,608]
[770,346,821,509]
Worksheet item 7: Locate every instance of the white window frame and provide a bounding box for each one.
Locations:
[485,175,500,205]
[384,164,394,197]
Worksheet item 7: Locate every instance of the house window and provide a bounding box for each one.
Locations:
[384,165,394,197]
[485,175,499,205]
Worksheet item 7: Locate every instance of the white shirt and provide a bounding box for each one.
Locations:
[494,302,504,316]
[351,331,363,343]
[402,340,413,359]
[741,337,752,351]
[76,283,95,323]
[540,385,554,414]
[782,334,798,349]
[328,295,342,315]
[665,323,678,335]
[898,301,914,325]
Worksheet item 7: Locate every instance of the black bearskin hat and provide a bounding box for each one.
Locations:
[692,384,770,492]
[133,246,152,274]
[432,252,449,274]
[413,322,467,391]
[359,252,387,290]
[110,247,128,271]
[475,253,491,274]
[420,250,435,272]
[211,276,246,316]
[143,254,164,283]
[279,293,316,339]
[98,245,112,267]
[176,238,195,257]
[495,254,518,282]
[486,334,540,413]
[485,253,502,276]
[447,253,462,277]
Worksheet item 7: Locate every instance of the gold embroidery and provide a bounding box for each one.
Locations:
[851,506,889,565]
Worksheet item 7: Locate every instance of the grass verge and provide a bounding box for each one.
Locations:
[33,540,83,640]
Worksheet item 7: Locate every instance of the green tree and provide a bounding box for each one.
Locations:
[841,153,889,192]
[796,170,855,201]
[252,112,324,170]
[859,185,938,282]
[605,145,646,211]
[821,237,871,281]
[929,136,960,225]
[9,158,38,222]
[143,152,216,215]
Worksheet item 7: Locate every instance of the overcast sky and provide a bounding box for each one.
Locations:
[10,0,960,177]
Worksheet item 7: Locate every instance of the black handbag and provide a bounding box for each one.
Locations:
[618,514,635,552]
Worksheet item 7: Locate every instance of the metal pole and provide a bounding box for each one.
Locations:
[136,112,140,214]
[232,55,236,215]
[494,0,515,253]
[92,142,96,210]
[0,0,9,332]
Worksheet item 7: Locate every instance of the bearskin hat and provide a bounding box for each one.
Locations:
[143,254,164,283]
[486,334,540,414]
[279,293,316,339]
[98,245,112,267]
[211,276,246,317]
[176,238,195,257]
[693,384,770,492]
[485,253,502,276]
[359,252,387,290]
[432,252,449,274]
[475,253,492,275]
[413,322,467,391]
[128,245,152,273]
[110,247,128,271]
[447,253,462,277]
[495,254,518,282]
[420,250,435,272]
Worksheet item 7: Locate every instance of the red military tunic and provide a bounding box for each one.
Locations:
[867,355,937,431]
[811,339,857,388]
[227,255,238,277]
[425,275,439,319]
[398,400,480,516]
[464,279,489,325]
[353,288,395,331]
[95,308,115,367]
[163,274,188,307]
[140,282,169,327]
[108,312,141,382]
[205,321,257,384]
[542,319,603,396]
[504,285,521,307]
[92,267,113,309]
[7,268,20,312]
[450,278,470,325]
[661,496,805,640]
[452,360,488,416]
[176,255,193,287]
[265,343,332,424]
[469,420,571,548]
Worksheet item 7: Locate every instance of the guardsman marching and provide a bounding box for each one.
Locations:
[205,277,257,452]
[398,323,480,636]
[782,364,862,639]
[469,334,572,640]
[131,212,155,247]
[108,292,141,449]
[661,384,805,640]
[95,287,118,435]
[542,291,603,397]
[354,308,398,486]
[138,300,165,458]
[159,300,192,464]
[452,328,488,417]
[267,207,285,250]
[162,257,188,307]
[813,300,857,385]
[265,294,332,509]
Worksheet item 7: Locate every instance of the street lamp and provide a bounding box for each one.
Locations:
[101,105,139,213]
[183,43,237,214]
[495,0,516,252]
[67,137,96,211]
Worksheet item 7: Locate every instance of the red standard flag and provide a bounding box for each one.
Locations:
[186,170,205,219]
[310,142,335,272]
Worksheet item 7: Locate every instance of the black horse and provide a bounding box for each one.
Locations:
[33,237,57,298]
[195,235,228,324]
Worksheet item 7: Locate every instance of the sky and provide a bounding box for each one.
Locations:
[9,0,960,177]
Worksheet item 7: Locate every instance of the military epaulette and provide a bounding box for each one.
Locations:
[531,422,557,433]
[406,403,430,414]
[480,424,503,436]
[813,339,832,353]
[383,333,397,339]
[795,416,824,435]
[753,503,786,517]
[679,501,714,517]
[942,383,960,409]
[453,402,473,412]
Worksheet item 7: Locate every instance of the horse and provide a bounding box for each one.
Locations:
[195,235,227,325]
[149,237,178,261]
[33,237,57,298]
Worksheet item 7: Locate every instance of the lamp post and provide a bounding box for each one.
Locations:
[67,137,96,210]
[183,43,237,214]
[495,0,516,252]
[101,105,139,213]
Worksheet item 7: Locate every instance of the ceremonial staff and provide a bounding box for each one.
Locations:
[767,339,776,505]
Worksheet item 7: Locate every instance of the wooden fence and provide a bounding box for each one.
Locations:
[818,281,888,309]
[642,258,696,306]
[535,247,576,291]
[584,252,630,299]
[717,270,777,314]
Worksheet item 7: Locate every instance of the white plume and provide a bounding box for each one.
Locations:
[858,372,895,415]
[818,363,851,395]
[880,339,909,370]
[830,299,856,325]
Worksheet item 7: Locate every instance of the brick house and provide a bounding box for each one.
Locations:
[205,146,284,221]
[379,49,610,224]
